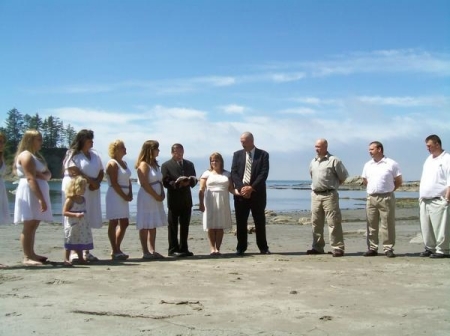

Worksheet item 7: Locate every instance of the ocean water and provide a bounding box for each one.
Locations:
[4,180,418,219]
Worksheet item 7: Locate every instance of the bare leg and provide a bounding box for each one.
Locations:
[21,220,42,265]
[76,250,88,264]
[64,249,72,266]
[116,218,129,253]
[31,224,47,261]
[64,249,71,263]
[139,229,150,255]
[148,228,157,253]
[207,230,216,253]
[108,219,119,254]
[215,229,224,252]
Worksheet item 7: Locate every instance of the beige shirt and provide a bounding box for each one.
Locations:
[310,153,349,191]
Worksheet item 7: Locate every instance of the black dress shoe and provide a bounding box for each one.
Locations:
[419,250,433,257]
[306,249,324,255]
[332,249,344,257]
[363,250,378,257]
[260,250,271,254]
[385,250,396,258]
[176,251,194,257]
[235,250,244,256]
[430,253,446,259]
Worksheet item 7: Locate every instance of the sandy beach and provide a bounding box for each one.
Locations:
[1,205,449,336]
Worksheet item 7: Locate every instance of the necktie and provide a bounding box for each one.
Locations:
[243,151,252,185]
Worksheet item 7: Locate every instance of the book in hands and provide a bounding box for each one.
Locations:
[175,176,197,184]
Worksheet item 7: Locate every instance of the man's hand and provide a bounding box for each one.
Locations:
[241,186,253,198]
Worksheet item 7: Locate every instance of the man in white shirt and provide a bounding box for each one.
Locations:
[419,134,450,258]
[361,141,402,258]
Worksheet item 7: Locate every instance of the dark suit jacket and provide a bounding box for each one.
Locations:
[231,147,269,200]
[161,158,197,211]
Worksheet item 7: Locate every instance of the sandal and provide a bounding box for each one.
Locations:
[63,261,73,267]
[36,255,48,263]
[112,253,129,260]
[142,252,164,260]
[84,253,99,262]
[142,253,154,260]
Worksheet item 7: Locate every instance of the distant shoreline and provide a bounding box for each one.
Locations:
[3,175,420,192]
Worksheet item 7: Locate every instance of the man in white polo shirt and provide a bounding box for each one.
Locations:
[419,134,450,258]
[361,141,403,258]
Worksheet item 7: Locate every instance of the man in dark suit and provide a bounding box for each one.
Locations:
[161,143,197,257]
[231,132,270,255]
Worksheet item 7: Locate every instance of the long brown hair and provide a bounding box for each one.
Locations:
[135,140,159,168]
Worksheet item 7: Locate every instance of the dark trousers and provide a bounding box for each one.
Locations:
[167,208,192,254]
[234,196,268,252]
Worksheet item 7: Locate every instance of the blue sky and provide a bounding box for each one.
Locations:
[1,0,449,180]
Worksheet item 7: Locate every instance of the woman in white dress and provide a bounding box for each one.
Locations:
[199,152,236,255]
[135,140,166,259]
[62,129,103,261]
[0,132,11,226]
[105,140,132,260]
[13,129,53,266]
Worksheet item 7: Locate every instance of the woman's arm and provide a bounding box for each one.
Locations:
[198,177,207,212]
[106,161,131,202]
[137,162,164,202]
[36,169,52,181]
[20,152,47,212]
[228,176,238,195]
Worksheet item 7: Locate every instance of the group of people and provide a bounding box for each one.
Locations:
[0,129,449,267]
[307,135,449,259]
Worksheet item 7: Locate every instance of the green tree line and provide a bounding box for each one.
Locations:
[0,108,77,158]
[0,108,77,178]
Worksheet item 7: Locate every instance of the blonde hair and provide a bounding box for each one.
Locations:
[135,140,159,168]
[13,129,46,173]
[108,139,124,158]
[65,176,87,197]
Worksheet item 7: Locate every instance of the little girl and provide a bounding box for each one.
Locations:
[63,176,93,266]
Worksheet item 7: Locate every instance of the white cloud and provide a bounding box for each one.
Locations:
[264,49,450,77]
[279,107,316,115]
[357,95,449,107]
[270,72,305,83]
[23,49,450,99]
[291,97,344,106]
[218,104,246,114]
[35,99,450,181]
[192,76,236,87]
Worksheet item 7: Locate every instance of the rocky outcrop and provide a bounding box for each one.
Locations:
[342,176,420,192]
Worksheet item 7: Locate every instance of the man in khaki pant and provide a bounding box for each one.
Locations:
[361,141,402,258]
[308,139,348,257]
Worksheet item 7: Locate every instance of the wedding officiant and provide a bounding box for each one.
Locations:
[161,143,197,257]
